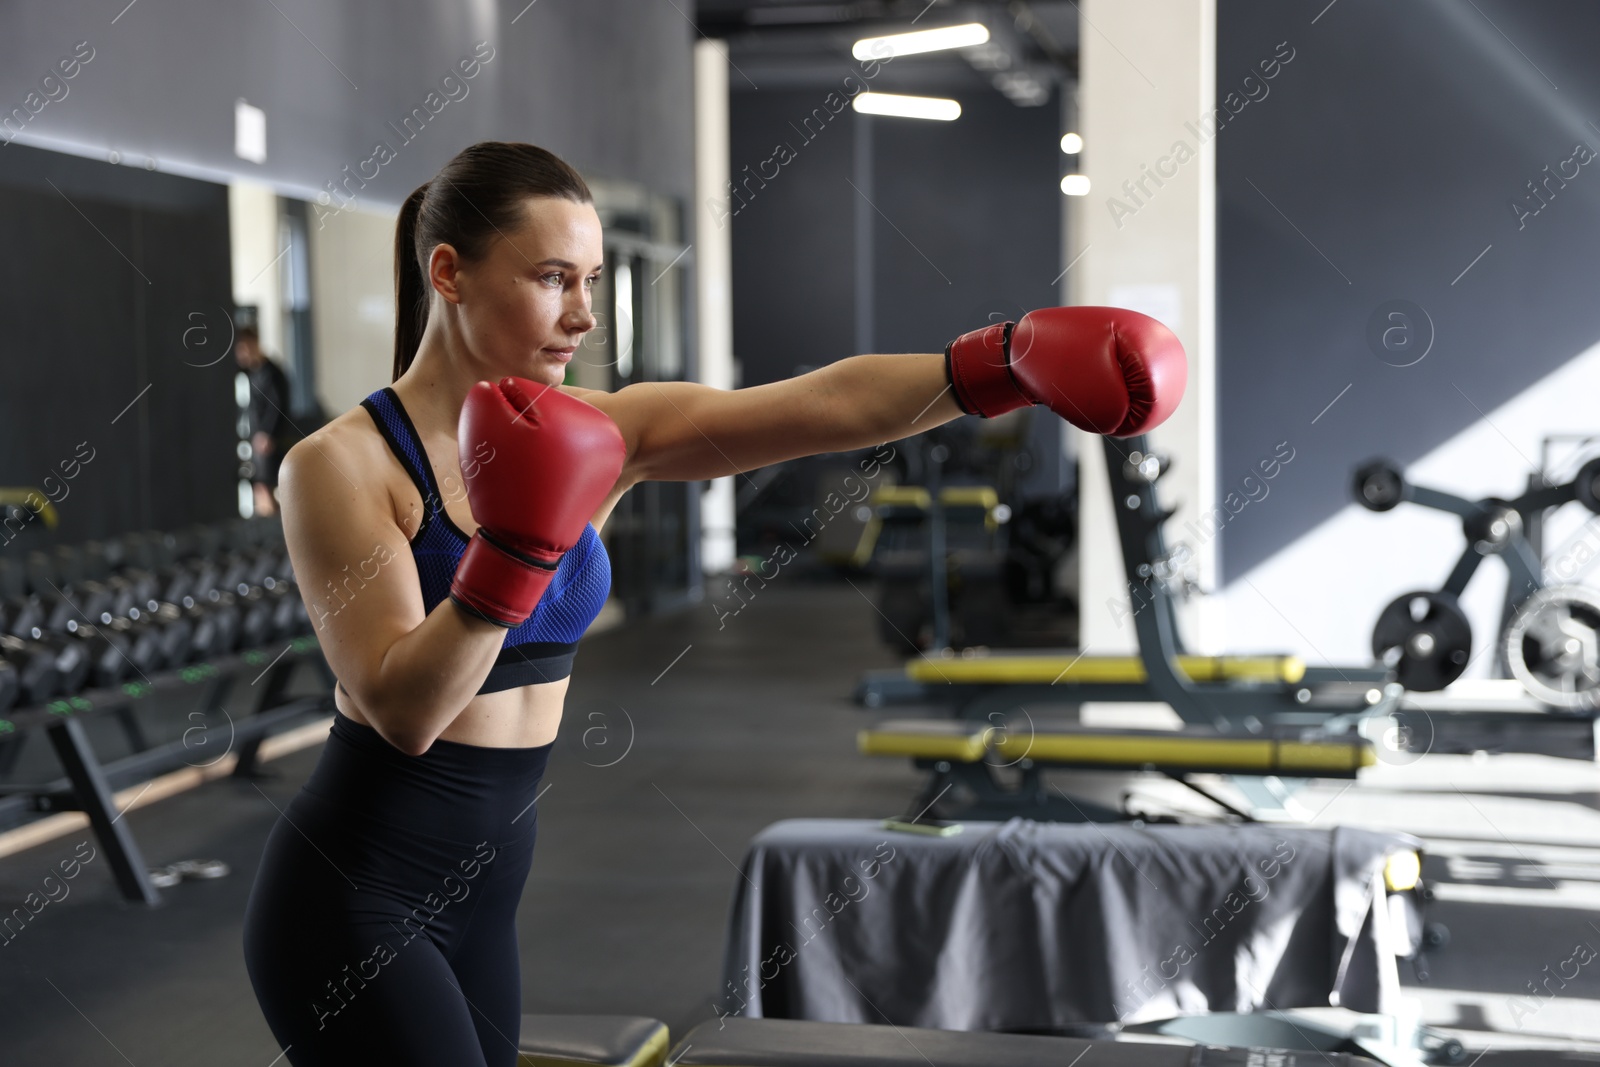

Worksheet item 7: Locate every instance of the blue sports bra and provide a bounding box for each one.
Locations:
[360,386,612,693]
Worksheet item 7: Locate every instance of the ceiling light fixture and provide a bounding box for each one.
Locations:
[852,23,990,61]
[852,92,962,121]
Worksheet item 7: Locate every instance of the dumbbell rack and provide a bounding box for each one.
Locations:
[0,519,334,904]
[0,640,332,904]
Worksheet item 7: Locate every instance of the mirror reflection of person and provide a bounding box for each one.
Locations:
[234,325,291,517]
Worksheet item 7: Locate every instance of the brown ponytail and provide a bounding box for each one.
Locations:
[393,182,431,381]
[391,142,593,381]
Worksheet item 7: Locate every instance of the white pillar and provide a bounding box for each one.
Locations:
[1073,0,1220,658]
[228,180,285,359]
[694,39,737,576]
[307,205,397,416]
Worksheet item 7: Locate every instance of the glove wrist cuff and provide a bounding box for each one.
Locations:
[945,321,1031,418]
[449,530,561,628]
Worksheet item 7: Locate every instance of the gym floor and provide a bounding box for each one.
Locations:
[1,580,1598,1063]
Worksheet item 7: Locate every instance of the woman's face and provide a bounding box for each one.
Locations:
[439,196,604,388]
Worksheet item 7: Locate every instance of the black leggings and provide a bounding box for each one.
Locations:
[243,712,553,1066]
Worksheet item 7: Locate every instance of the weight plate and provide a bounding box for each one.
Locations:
[1504,584,1600,709]
[1352,460,1405,512]
[1372,590,1472,691]
[1576,457,1600,515]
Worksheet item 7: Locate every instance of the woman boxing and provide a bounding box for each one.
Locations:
[241,140,1184,1066]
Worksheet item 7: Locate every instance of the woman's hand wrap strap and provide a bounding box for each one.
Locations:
[449,528,561,628]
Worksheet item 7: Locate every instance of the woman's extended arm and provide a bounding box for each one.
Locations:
[581,306,1189,485]
[277,431,505,756]
[581,352,961,483]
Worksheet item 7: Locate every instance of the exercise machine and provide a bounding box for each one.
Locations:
[1353,450,1600,707]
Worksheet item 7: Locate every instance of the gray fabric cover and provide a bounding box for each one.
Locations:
[718,819,1417,1031]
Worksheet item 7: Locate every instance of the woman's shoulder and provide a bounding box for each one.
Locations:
[279,403,392,496]
[557,383,609,404]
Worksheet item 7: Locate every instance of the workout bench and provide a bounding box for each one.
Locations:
[859,716,1375,821]
[518,1013,670,1066]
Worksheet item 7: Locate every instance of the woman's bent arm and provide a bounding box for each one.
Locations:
[278,432,505,756]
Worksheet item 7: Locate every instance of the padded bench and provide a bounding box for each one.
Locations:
[859,717,1375,821]
[667,1017,1382,1066]
[855,650,1341,724]
[861,718,1374,775]
[906,651,1307,685]
[518,1014,670,1067]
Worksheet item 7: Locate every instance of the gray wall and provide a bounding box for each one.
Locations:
[726,86,1068,510]
[0,0,694,204]
[728,88,1063,381]
[1218,0,1600,578]
[727,89,860,386]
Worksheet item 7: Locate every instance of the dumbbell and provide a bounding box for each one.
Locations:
[1,592,46,639]
[182,560,241,657]
[0,627,89,703]
[100,613,166,678]
[218,547,288,594]
[72,562,221,674]
[19,624,93,696]
[191,563,246,655]
[0,593,52,698]
[214,549,298,647]
[0,656,18,713]
[222,585,277,650]
[28,583,135,689]
[42,579,114,634]
[101,572,193,670]
[266,583,310,639]
[0,632,65,706]
[143,561,240,663]
[61,619,135,689]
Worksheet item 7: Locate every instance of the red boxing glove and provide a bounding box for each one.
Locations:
[944,306,1187,437]
[450,377,626,628]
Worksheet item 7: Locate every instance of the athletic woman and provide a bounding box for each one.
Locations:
[241,140,1185,1066]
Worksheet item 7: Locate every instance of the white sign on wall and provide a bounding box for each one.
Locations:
[234,99,266,164]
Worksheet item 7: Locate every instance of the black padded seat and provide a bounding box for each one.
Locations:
[517,1014,669,1067]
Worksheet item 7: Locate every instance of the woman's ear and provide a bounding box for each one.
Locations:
[429,243,465,305]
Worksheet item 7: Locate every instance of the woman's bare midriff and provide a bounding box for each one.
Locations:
[336,676,569,749]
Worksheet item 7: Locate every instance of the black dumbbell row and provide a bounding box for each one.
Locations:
[0,518,314,713]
